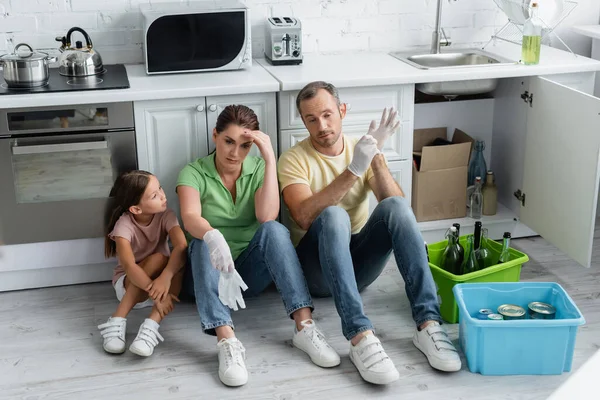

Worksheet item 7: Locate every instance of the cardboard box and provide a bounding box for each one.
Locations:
[412,128,474,222]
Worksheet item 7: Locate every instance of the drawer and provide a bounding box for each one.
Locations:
[279,85,414,130]
[279,119,412,161]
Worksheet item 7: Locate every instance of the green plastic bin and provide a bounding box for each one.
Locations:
[427,235,529,324]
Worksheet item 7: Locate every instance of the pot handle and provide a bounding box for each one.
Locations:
[66,27,93,50]
[14,43,34,58]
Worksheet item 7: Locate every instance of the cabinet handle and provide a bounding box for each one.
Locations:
[196,105,205,112]
[346,103,352,110]
[208,104,217,112]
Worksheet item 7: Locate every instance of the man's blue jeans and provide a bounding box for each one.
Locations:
[295,196,442,340]
[183,221,314,336]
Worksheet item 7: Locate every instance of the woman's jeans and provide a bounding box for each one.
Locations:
[295,196,442,340]
[183,221,314,336]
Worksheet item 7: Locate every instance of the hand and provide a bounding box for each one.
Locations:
[368,107,400,150]
[154,293,180,318]
[145,272,172,302]
[347,134,379,177]
[242,130,275,162]
[203,229,235,273]
[218,270,248,311]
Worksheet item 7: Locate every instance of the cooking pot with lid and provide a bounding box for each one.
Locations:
[0,43,57,88]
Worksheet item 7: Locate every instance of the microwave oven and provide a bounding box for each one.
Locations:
[141,1,252,75]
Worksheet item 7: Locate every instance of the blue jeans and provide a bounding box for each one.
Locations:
[183,220,314,336]
[296,196,441,340]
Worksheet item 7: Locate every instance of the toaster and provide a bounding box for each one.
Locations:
[264,17,303,65]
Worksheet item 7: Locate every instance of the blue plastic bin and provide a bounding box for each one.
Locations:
[453,282,585,375]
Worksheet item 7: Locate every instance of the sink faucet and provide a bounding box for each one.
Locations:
[431,0,455,54]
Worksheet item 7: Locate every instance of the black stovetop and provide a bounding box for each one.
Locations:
[0,64,130,95]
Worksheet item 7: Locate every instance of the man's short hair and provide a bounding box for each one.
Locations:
[296,81,341,114]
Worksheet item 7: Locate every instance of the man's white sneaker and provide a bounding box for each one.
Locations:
[98,317,127,354]
[129,318,163,357]
[292,319,341,368]
[349,334,399,385]
[217,337,248,387]
[413,321,461,372]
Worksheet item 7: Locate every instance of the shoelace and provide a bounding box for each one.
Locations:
[219,338,246,368]
[426,325,458,352]
[98,319,125,340]
[135,323,164,348]
[358,337,390,369]
[300,320,331,350]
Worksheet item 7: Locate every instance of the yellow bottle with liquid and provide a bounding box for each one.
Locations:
[521,2,543,65]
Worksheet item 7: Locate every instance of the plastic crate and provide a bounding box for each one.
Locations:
[427,235,528,323]
[453,282,585,375]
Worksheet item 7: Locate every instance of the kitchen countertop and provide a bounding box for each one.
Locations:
[1,41,600,109]
[0,63,281,109]
[257,42,600,91]
[572,25,600,40]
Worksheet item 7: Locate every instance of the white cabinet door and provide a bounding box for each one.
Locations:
[205,93,277,158]
[520,77,600,267]
[134,98,209,217]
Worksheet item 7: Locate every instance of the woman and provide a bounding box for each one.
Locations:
[176,105,339,387]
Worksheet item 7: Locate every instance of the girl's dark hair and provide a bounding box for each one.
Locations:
[104,170,153,258]
[215,104,259,133]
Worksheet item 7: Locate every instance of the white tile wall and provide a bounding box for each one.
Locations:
[0,0,596,64]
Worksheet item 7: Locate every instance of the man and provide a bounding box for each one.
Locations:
[277,81,461,385]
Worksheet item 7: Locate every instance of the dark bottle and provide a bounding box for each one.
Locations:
[498,232,512,263]
[441,226,464,275]
[424,241,430,262]
[463,234,479,274]
[452,223,465,269]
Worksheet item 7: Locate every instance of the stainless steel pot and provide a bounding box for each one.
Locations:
[0,43,57,88]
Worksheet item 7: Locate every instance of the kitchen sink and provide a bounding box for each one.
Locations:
[389,49,517,98]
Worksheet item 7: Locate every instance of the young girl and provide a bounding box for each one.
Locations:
[98,170,187,357]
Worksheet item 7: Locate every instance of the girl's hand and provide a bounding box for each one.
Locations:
[146,273,172,302]
[155,293,180,318]
[243,130,275,163]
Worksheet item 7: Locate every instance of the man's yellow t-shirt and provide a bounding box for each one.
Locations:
[277,135,374,246]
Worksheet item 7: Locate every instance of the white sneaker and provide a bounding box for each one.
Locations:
[349,334,399,385]
[413,321,461,372]
[293,319,340,368]
[129,318,164,357]
[217,337,248,387]
[98,317,127,354]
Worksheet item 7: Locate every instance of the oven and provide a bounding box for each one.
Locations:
[0,102,137,245]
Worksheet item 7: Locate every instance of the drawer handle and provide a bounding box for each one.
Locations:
[196,105,205,112]
[345,102,352,111]
[12,140,108,155]
[208,104,217,112]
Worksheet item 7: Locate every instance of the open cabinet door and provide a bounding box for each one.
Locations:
[521,77,600,267]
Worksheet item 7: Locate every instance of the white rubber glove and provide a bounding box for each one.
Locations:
[368,107,401,151]
[347,134,380,177]
[218,270,248,311]
[203,229,235,273]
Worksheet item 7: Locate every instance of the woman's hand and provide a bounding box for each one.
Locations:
[243,130,275,163]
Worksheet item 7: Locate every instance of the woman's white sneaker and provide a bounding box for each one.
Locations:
[217,337,248,387]
[349,334,399,385]
[129,318,163,357]
[98,317,127,354]
[413,321,461,372]
[293,319,340,368]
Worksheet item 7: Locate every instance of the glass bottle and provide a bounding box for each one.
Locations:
[441,227,464,275]
[482,170,498,216]
[521,2,543,65]
[469,176,483,219]
[468,141,487,186]
[476,228,494,269]
[462,234,479,274]
[424,241,430,262]
[498,232,512,264]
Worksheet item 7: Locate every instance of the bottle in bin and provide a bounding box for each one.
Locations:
[462,234,479,274]
[441,226,464,275]
[473,222,493,270]
[498,232,512,264]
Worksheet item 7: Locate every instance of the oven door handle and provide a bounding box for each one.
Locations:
[11,140,108,155]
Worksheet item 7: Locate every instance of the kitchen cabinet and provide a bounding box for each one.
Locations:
[414,75,600,268]
[134,92,277,217]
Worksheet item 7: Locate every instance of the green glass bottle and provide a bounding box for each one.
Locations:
[498,232,512,264]
[462,235,479,275]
